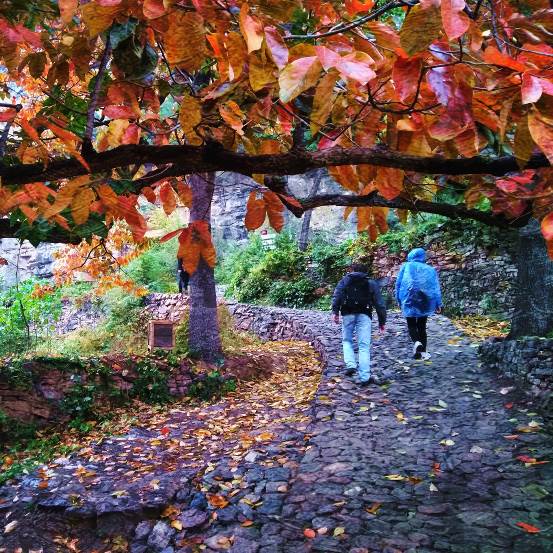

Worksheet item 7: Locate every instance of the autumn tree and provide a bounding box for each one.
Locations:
[0,0,552,350]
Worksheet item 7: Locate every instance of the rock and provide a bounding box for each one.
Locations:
[229,536,259,553]
[147,522,175,551]
[134,521,154,541]
[178,508,209,529]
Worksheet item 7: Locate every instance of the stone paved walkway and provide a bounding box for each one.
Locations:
[1,308,553,553]
[262,312,553,553]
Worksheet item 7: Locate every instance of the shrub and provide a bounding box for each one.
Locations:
[0,279,63,356]
[125,240,179,292]
[188,371,236,401]
[266,278,317,308]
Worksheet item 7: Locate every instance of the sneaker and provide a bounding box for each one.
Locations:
[359,375,381,386]
[413,341,424,359]
[345,367,357,376]
[421,352,431,361]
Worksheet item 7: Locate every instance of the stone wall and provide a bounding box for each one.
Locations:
[56,293,190,334]
[2,302,326,426]
[371,242,517,317]
[479,337,553,409]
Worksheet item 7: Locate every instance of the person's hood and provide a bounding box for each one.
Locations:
[407,248,426,263]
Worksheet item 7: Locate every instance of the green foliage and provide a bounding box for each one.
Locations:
[217,232,353,308]
[374,214,517,254]
[53,288,148,357]
[188,370,236,401]
[131,358,171,404]
[0,358,33,389]
[0,279,62,357]
[266,278,317,308]
[125,240,179,293]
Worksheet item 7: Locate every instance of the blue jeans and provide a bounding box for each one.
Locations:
[342,313,372,381]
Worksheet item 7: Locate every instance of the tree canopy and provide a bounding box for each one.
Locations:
[0,0,552,270]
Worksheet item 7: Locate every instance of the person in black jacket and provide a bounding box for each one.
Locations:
[177,258,189,294]
[332,263,387,386]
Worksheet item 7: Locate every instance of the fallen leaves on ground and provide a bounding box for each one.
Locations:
[515,522,541,533]
[451,315,509,341]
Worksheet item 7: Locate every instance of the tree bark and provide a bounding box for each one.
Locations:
[510,219,553,338]
[0,143,548,187]
[298,169,324,251]
[188,173,223,363]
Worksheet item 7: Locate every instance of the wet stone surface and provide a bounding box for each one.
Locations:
[1,309,553,552]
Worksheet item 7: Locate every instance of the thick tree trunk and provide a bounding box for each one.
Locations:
[188,173,223,363]
[298,170,324,252]
[510,219,553,338]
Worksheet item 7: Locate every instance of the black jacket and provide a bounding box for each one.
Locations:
[332,272,387,326]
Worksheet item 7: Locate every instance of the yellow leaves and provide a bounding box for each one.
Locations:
[399,5,442,56]
[43,176,89,220]
[333,526,345,537]
[384,474,406,481]
[365,502,382,514]
[278,56,322,104]
[239,4,263,54]
[256,431,274,441]
[170,520,183,531]
[514,116,536,170]
[310,69,338,135]
[71,187,95,225]
[249,51,278,92]
[440,439,455,446]
[82,2,122,37]
[111,490,128,497]
[164,12,207,71]
[179,94,202,146]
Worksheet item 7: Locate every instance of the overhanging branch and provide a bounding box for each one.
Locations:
[0,144,549,187]
[300,192,532,228]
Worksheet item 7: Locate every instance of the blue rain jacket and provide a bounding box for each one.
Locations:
[395,248,442,318]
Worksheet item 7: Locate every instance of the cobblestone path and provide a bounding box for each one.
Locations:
[1,309,552,553]
[262,312,553,553]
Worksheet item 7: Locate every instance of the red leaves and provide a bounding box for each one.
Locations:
[441,0,470,40]
[515,522,541,533]
[244,190,285,232]
[159,182,177,215]
[393,57,422,104]
[482,47,526,72]
[303,528,316,539]
[528,108,553,164]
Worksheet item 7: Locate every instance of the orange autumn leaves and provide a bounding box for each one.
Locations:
[244,190,285,232]
[161,221,216,274]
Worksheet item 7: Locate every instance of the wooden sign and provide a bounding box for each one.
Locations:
[148,320,175,350]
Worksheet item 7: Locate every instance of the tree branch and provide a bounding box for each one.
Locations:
[0,144,549,187]
[299,192,532,228]
[84,35,112,149]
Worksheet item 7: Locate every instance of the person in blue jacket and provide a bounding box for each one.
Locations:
[395,248,442,360]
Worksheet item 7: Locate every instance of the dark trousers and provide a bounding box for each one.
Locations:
[178,271,189,293]
[406,316,427,351]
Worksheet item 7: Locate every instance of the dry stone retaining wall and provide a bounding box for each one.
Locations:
[372,242,516,317]
[479,337,553,409]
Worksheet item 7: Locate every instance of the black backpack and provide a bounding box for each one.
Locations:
[343,277,372,312]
